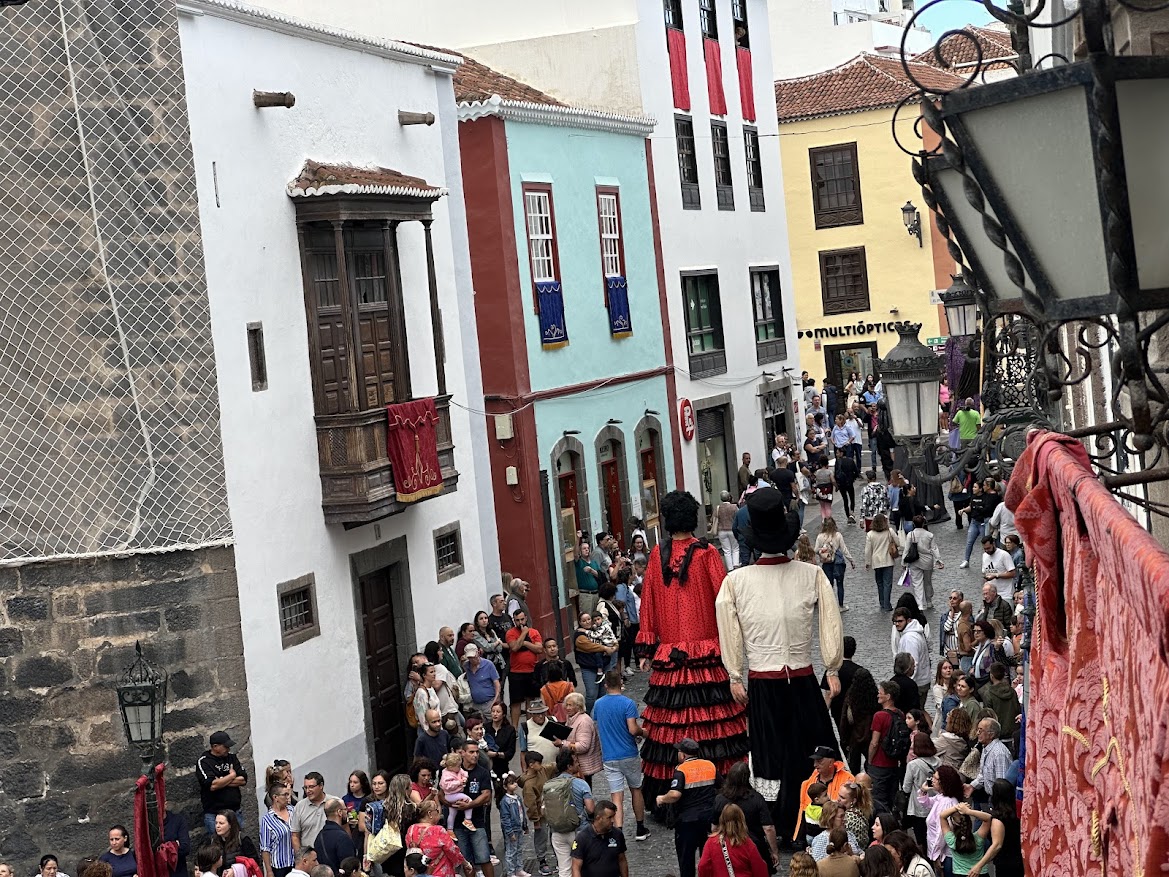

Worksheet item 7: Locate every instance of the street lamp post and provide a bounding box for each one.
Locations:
[939,273,980,340]
[901,201,923,247]
[116,642,168,848]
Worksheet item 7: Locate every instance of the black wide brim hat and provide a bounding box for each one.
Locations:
[743,488,801,555]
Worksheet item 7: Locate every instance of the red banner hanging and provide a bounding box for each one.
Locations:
[704,37,726,116]
[736,46,755,121]
[667,27,690,111]
[386,398,444,502]
[1008,431,1169,877]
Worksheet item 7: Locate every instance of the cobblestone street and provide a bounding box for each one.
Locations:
[513,490,984,876]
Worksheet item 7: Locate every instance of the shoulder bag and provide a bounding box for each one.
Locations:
[887,534,900,558]
[366,817,403,864]
[903,532,920,565]
[719,837,737,877]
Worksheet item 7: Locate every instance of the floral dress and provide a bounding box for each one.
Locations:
[404,822,465,877]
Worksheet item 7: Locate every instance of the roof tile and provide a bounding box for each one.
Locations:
[775,53,965,122]
[451,54,564,106]
[288,160,443,198]
[913,25,1017,71]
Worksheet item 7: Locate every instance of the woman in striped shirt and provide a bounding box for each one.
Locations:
[260,783,296,877]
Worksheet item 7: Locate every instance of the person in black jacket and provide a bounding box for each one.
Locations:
[197,731,248,834]
[834,447,860,524]
[162,811,191,877]
[312,800,358,872]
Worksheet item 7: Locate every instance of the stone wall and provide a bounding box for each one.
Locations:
[0,0,231,559]
[0,546,254,870]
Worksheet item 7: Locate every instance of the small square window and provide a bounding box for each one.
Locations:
[277,573,320,649]
[433,522,465,583]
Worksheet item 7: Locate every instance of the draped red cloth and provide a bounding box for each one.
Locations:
[666,27,690,110]
[704,38,726,116]
[386,398,444,502]
[1007,431,1169,877]
[134,775,158,877]
[736,47,755,121]
[154,764,179,877]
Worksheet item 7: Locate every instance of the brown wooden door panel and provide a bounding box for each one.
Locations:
[558,471,579,535]
[602,460,625,549]
[317,313,351,415]
[358,309,397,407]
[360,567,406,775]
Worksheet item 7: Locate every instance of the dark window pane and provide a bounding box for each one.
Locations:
[351,249,387,304]
[664,0,683,28]
[699,0,718,38]
[819,248,870,315]
[310,250,340,309]
[810,143,863,228]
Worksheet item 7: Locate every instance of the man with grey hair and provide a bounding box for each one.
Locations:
[289,846,317,877]
[711,490,738,571]
[312,797,357,871]
[309,866,334,877]
[970,717,1012,807]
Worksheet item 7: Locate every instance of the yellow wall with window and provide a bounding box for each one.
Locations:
[778,106,944,396]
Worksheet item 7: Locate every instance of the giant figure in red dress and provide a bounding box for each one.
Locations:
[636,490,750,803]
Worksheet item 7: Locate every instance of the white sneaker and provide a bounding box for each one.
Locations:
[840,604,850,613]
[959,560,969,569]
[622,667,635,679]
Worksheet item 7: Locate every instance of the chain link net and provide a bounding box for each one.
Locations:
[0,0,231,560]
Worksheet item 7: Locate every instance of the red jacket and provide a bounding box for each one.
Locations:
[697,835,769,877]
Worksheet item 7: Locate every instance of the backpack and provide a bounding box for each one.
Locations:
[881,708,912,761]
[542,775,581,833]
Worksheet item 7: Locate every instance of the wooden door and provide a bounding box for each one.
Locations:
[602,459,625,549]
[558,470,580,536]
[359,566,406,774]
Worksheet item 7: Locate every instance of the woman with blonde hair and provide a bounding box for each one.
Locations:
[810,802,860,861]
[796,533,817,564]
[788,852,819,877]
[816,517,855,612]
[697,803,770,877]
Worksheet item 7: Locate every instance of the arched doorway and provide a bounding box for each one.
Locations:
[635,415,668,542]
[595,425,632,550]
[550,435,590,555]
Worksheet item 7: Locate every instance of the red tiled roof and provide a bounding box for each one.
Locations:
[451,54,564,106]
[913,25,1017,71]
[775,53,965,122]
[288,160,444,198]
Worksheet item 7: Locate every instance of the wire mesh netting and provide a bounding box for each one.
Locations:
[0,0,231,560]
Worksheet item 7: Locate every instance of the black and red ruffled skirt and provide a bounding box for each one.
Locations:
[639,635,749,800]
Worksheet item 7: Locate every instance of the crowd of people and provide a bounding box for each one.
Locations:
[14,375,1027,877]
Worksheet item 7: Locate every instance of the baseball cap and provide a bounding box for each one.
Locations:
[463,643,480,657]
[676,738,700,756]
[210,730,234,747]
[809,745,837,761]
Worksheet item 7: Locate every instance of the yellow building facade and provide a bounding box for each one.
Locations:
[775,55,956,395]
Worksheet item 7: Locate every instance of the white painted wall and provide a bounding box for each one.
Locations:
[769,0,933,76]
[632,0,801,512]
[178,7,499,798]
[244,0,640,46]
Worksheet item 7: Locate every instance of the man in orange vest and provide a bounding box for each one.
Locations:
[793,745,855,842]
[654,738,716,877]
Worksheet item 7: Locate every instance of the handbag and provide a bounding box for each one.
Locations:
[959,745,983,782]
[366,819,403,864]
[453,673,473,707]
[903,534,920,565]
[719,837,737,877]
[888,535,900,558]
[898,567,914,590]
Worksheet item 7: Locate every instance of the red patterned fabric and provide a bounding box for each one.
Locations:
[705,38,727,115]
[736,47,755,121]
[1008,431,1169,877]
[638,537,748,787]
[667,27,690,111]
[154,763,178,877]
[386,398,443,502]
[134,775,157,877]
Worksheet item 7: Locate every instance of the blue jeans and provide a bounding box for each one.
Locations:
[964,520,983,563]
[455,822,491,865]
[852,443,863,472]
[204,811,243,835]
[504,832,524,875]
[874,566,894,610]
[822,561,846,606]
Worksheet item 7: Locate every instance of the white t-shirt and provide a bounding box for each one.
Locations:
[982,547,1016,581]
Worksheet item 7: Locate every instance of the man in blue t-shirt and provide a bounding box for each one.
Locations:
[591,671,649,840]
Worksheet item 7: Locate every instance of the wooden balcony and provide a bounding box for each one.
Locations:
[316,395,458,526]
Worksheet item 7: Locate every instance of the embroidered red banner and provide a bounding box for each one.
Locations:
[1008,431,1169,877]
[736,46,755,121]
[667,27,690,111]
[705,37,726,116]
[386,398,444,502]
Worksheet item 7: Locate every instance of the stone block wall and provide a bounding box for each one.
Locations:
[0,0,231,559]
[0,546,254,870]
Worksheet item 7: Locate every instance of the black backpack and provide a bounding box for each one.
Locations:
[881,708,912,761]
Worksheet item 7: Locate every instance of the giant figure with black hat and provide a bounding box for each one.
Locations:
[635,490,750,808]
[715,488,844,835]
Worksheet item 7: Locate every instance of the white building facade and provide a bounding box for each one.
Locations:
[247,0,804,524]
[768,0,934,77]
[178,0,501,794]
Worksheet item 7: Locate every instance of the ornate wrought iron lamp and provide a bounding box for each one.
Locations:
[116,641,168,766]
[877,322,943,441]
[901,201,923,247]
[894,0,1169,509]
[940,273,980,339]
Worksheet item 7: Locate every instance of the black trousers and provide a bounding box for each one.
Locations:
[675,820,709,877]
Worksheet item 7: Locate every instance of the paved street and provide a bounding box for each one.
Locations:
[509,489,985,876]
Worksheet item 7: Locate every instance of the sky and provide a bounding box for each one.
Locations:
[913,0,997,40]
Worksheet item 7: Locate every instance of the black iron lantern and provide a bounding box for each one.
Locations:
[917,51,1169,322]
[901,200,922,246]
[939,273,980,338]
[876,322,942,440]
[116,641,168,759]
